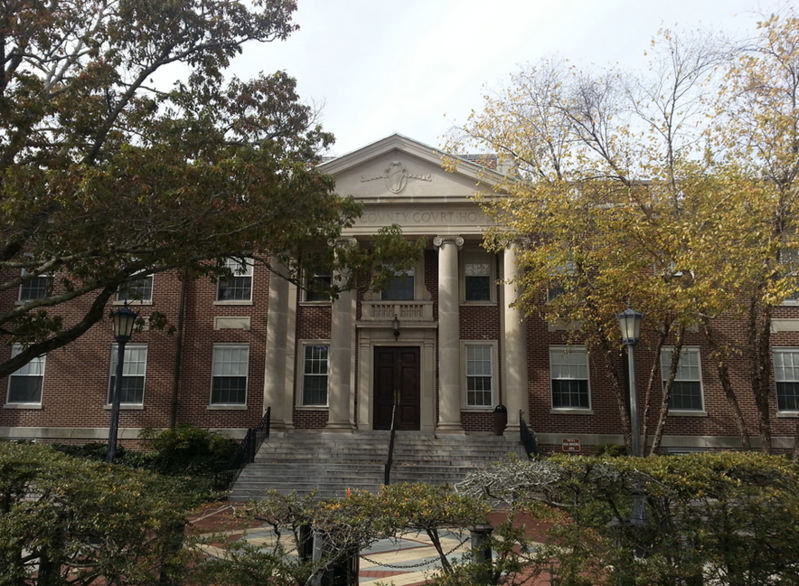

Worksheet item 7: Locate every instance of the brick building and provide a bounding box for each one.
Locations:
[2,134,798,453]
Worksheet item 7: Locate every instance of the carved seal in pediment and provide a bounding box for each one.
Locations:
[359,161,433,194]
[384,162,407,194]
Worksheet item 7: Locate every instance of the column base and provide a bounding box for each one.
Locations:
[503,424,521,437]
[324,422,354,433]
[435,422,465,435]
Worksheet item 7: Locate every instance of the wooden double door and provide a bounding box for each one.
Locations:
[373,346,421,431]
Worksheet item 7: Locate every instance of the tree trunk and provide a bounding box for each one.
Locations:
[703,322,751,450]
[748,297,773,453]
[596,334,631,453]
[649,326,685,455]
[642,323,670,455]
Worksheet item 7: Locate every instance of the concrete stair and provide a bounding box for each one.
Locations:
[229,431,526,501]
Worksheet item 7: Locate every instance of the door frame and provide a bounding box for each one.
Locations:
[373,346,421,431]
[357,327,437,432]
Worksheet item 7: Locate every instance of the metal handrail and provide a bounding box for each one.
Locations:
[384,404,398,485]
[217,406,271,489]
[519,410,539,458]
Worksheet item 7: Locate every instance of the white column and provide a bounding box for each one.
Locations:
[326,238,357,432]
[434,235,465,434]
[502,240,529,435]
[264,257,293,431]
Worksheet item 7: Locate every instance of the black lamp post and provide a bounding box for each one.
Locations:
[107,306,138,463]
[617,303,645,524]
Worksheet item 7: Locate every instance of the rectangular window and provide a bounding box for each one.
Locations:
[466,345,493,406]
[217,258,253,302]
[19,269,53,302]
[304,269,332,302]
[546,261,574,303]
[774,349,799,411]
[661,348,704,411]
[116,275,153,302]
[211,344,249,405]
[381,268,415,300]
[302,344,329,406]
[463,252,492,302]
[108,344,147,405]
[7,345,45,404]
[550,346,590,409]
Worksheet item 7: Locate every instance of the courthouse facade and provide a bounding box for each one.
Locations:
[3,134,799,452]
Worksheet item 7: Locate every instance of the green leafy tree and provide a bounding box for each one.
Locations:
[0,440,198,586]
[0,0,423,378]
[458,453,799,586]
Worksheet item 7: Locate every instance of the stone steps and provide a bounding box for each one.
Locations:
[229,432,525,501]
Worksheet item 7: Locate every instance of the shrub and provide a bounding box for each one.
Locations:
[139,424,240,476]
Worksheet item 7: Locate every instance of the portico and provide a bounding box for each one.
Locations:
[263,134,529,436]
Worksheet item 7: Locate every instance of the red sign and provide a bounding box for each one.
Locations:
[562,438,581,453]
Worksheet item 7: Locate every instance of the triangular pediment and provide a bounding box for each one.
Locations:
[318,134,503,203]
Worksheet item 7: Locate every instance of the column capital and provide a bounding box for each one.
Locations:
[503,236,530,250]
[433,235,464,249]
[327,236,359,249]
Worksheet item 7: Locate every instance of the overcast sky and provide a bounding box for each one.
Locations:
[229,0,782,157]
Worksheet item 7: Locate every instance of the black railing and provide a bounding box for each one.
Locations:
[519,410,538,458]
[384,403,398,485]
[216,406,271,489]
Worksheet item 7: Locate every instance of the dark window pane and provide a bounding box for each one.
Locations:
[778,382,799,411]
[465,276,491,301]
[211,377,247,404]
[20,276,53,301]
[8,376,42,403]
[217,276,252,301]
[303,376,327,406]
[381,275,414,300]
[117,277,153,302]
[668,381,703,410]
[108,376,145,404]
[305,274,332,302]
[552,379,589,408]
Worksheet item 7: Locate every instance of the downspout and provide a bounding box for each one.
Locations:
[169,272,188,429]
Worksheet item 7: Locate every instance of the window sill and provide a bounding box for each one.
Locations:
[207,404,247,410]
[463,407,495,412]
[777,411,799,418]
[299,300,332,306]
[550,408,594,415]
[4,403,42,410]
[113,300,153,306]
[668,410,707,417]
[103,404,144,410]
[213,300,253,306]
[460,301,497,307]
[296,405,329,410]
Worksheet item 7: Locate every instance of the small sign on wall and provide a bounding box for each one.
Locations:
[562,438,581,453]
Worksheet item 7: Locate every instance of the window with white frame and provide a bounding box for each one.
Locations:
[774,349,799,412]
[211,344,249,405]
[7,345,45,405]
[19,268,53,302]
[108,344,147,405]
[661,347,704,411]
[304,269,332,302]
[301,344,329,406]
[217,258,253,302]
[462,251,493,302]
[780,248,799,303]
[465,344,494,407]
[550,346,590,409]
[116,275,154,303]
[546,261,574,303]
[381,267,415,300]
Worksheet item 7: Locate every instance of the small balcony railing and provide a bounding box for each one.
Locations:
[361,300,434,322]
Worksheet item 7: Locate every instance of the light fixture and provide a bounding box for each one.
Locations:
[107,305,139,463]
[393,314,400,339]
[617,304,643,346]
